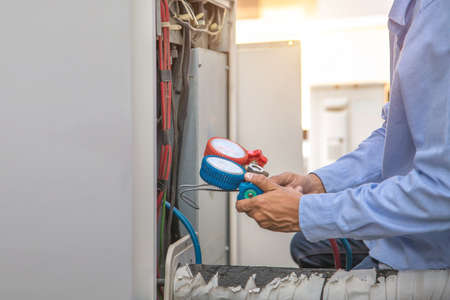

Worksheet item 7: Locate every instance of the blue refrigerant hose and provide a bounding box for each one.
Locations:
[340,238,353,271]
[164,201,202,264]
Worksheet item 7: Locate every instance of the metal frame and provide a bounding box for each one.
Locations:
[132,0,158,299]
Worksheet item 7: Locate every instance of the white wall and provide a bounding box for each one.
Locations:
[301,18,390,129]
[237,8,391,130]
[316,0,393,19]
[302,24,389,86]
[0,1,157,299]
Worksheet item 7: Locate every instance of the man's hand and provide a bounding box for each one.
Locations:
[235,173,302,232]
[270,172,325,194]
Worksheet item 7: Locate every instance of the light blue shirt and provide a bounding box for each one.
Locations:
[300,0,450,270]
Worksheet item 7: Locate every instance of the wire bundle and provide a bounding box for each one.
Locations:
[157,0,172,215]
[157,1,200,298]
[157,0,173,298]
[168,0,227,36]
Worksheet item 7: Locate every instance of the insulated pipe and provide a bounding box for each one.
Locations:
[164,201,202,264]
[340,238,353,271]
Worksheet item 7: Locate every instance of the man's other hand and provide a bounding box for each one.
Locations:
[235,173,302,232]
[270,172,325,194]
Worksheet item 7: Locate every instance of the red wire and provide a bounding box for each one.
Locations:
[161,82,167,129]
[163,29,168,70]
[164,29,170,70]
[157,0,172,292]
[329,239,342,269]
[160,0,166,22]
[167,81,172,128]
[158,145,165,178]
[158,36,164,70]
[157,191,164,218]
[164,145,172,181]
[158,35,167,129]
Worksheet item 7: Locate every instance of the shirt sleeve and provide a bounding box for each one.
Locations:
[313,104,388,193]
[300,0,450,242]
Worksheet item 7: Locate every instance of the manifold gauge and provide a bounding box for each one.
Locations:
[200,155,246,190]
[204,137,249,166]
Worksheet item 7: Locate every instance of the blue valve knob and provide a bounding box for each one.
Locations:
[200,155,246,191]
[237,182,263,200]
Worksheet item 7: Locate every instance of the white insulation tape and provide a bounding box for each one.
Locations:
[173,265,450,300]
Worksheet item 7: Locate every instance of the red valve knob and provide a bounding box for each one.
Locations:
[247,149,268,167]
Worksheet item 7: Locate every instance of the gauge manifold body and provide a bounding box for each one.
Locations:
[237,182,263,200]
[204,137,248,166]
[200,155,246,190]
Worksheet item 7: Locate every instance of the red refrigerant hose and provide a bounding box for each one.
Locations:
[329,238,342,269]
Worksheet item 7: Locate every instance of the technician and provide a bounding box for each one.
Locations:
[236,0,450,270]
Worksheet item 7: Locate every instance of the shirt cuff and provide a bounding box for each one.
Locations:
[299,193,342,242]
[312,166,346,193]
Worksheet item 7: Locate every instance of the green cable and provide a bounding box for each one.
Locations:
[159,192,167,273]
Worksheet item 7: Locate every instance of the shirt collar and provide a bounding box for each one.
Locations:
[389,0,414,25]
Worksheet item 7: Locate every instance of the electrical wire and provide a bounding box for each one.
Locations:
[159,192,167,271]
[179,0,199,26]
[179,189,227,210]
[168,0,227,36]
[180,187,231,193]
[178,184,236,210]
[340,238,353,271]
[179,194,199,210]
[157,0,173,296]
[206,7,216,30]
[166,15,191,255]
[328,239,342,269]
[157,0,231,287]
[165,0,230,251]
[179,183,211,189]
[165,201,202,264]
[179,184,229,192]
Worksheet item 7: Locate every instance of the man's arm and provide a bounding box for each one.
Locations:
[271,104,388,194]
[301,0,450,242]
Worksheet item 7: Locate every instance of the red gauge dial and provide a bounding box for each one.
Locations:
[204,137,249,165]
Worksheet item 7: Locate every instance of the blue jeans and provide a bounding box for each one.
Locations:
[290,232,378,270]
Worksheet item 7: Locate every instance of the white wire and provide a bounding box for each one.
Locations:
[168,0,227,36]
[206,8,216,28]
[179,0,199,26]
[179,183,211,189]
[178,185,237,210]
[180,187,230,194]
[180,193,199,210]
